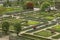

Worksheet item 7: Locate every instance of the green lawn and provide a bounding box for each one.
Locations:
[21,33,50,40]
[28,20,39,25]
[34,30,55,37]
[21,11,56,22]
[44,16,54,21]
[3,17,39,25]
[9,25,14,30]
[0,7,23,14]
[52,34,60,39]
[2,18,40,30]
[52,25,60,32]
[9,20,39,30]
[2,18,24,30]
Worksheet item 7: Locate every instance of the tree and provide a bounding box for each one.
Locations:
[17,0,20,5]
[41,2,51,11]
[3,2,7,7]
[25,1,34,10]
[17,0,23,6]
[6,0,9,6]
[0,7,6,13]
[2,21,10,35]
[6,0,11,6]
[14,22,22,36]
[3,0,10,7]
[25,20,28,26]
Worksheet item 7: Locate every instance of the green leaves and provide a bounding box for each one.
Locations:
[2,21,10,34]
[41,2,50,11]
[14,22,22,35]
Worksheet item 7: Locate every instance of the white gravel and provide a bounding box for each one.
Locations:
[0,36,9,40]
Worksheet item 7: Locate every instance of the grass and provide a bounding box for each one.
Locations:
[28,20,39,25]
[2,18,24,30]
[9,20,39,30]
[21,33,50,40]
[47,25,60,33]
[34,30,54,37]
[0,6,23,14]
[52,34,60,39]
[20,11,56,22]
[44,16,54,21]
[2,17,40,30]
[2,18,24,23]
[9,25,14,30]
[3,17,39,25]
[52,25,60,32]
[0,24,2,28]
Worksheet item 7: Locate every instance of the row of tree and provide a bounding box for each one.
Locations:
[2,21,21,36]
[3,0,24,7]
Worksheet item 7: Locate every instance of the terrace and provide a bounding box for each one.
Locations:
[0,0,60,40]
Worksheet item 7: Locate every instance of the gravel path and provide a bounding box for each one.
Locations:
[0,36,9,40]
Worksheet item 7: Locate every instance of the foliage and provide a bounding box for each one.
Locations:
[52,34,60,39]
[34,30,54,37]
[0,7,23,14]
[0,7,6,13]
[23,1,34,9]
[14,22,22,36]
[2,21,10,34]
[53,25,60,32]
[41,2,51,11]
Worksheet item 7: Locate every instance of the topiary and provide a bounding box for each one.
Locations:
[41,2,51,11]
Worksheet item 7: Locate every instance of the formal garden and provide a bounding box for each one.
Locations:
[0,0,60,40]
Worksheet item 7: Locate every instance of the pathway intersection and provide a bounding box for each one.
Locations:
[19,17,60,40]
[0,8,60,40]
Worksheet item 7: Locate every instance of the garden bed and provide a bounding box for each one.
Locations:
[21,33,51,40]
[52,34,60,39]
[47,25,60,33]
[34,30,55,37]
[0,7,23,15]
